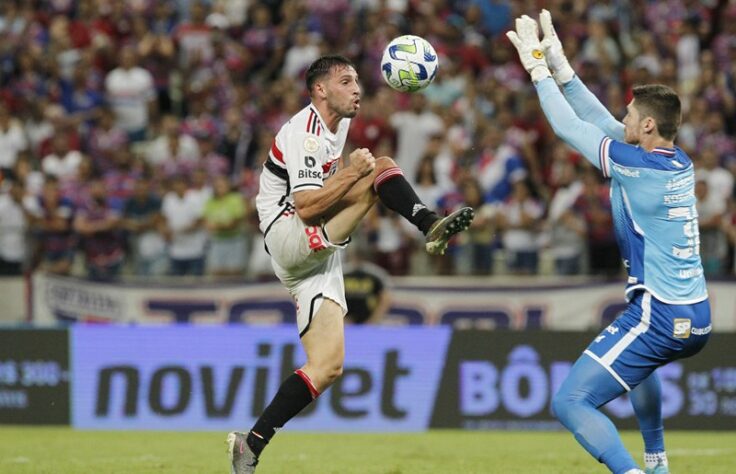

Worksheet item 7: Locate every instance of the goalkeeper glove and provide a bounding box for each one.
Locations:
[506,15,551,83]
[539,9,575,85]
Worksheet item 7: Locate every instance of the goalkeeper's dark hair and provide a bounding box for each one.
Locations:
[632,84,681,140]
[305,55,356,95]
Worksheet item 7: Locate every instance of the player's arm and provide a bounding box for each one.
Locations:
[535,78,610,172]
[539,9,625,141]
[507,16,609,172]
[292,147,375,224]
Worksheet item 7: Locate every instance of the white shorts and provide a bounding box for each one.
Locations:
[264,213,349,336]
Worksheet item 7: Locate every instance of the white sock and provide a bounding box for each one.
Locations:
[644,451,668,468]
[624,469,645,474]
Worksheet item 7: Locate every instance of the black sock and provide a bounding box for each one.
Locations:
[374,168,439,235]
[246,372,317,456]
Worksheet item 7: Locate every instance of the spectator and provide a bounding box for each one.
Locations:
[545,156,586,275]
[122,177,167,277]
[574,168,620,276]
[161,175,208,276]
[41,133,84,180]
[27,178,76,275]
[281,26,320,79]
[216,106,252,179]
[0,179,30,275]
[73,177,125,281]
[497,177,544,275]
[343,248,392,325]
[195,131,230,178]
[87,107,129,173]
[389,93,443,184]
[0,102,28,175]
[204,175,247,276]
[454,178,496,275]
[145,114,200,174]
[476,121,526,203]
[105,45,156,142]
[696,177,728,276]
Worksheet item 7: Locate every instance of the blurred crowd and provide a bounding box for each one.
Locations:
[0,0,735,281]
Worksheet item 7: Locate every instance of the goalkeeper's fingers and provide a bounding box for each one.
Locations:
[540,9,557,40]
[506,30,522,50]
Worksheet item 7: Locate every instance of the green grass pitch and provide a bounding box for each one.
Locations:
[0,428,734,473]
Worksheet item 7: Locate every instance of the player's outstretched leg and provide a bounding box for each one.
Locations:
[630,373,670,474]
[226,431,259,474]
[371,157,474,255]
[552,355,641,474]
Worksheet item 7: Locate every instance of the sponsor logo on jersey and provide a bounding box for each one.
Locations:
[673,318,691,338]
[305,226,327,252]
[665,175,694,191]
[298,169,322,179]
[612,164,640,178]
[663,190,694,204]
[678,267,703,278]
[690,324,711,336]
[304,155,316,168]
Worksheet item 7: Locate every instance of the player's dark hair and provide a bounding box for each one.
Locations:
[632,84,681,140]
[305,55,355,95]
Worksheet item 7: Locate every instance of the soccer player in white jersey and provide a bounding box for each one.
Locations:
[507,12,710,474]
[226,55,474,473]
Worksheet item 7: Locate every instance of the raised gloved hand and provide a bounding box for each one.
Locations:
[506,15,551,83]
[539,9,575,85]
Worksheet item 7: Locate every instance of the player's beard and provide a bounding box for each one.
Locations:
[327,95,359,119]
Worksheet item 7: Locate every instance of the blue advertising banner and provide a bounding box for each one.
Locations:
[71,325,451,431]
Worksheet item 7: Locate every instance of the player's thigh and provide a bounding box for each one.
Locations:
[323,156,397,242]
[301,298,345,369]
[556,353,626,408]
[266,213,343,273]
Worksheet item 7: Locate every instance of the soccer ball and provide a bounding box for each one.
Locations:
[381,35,439,92]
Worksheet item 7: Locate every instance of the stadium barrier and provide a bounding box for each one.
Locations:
[2,327,735,431]
[29,272,736,331]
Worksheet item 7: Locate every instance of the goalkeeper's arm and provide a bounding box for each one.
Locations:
[561,78,625,142]
[535,77,608,172]
[540,9,624,141]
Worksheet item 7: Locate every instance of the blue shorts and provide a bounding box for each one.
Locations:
[584,290,711,391]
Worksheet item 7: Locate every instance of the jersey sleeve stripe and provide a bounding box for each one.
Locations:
[306,111,313,133]
[270,140,285,163]
[292,183,323,190]
[322,158,337,173]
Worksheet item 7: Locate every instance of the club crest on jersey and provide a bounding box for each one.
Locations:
[673,318,691,338]
[303,136,320,154]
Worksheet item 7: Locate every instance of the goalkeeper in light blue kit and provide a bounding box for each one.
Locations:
[507,11,711,474]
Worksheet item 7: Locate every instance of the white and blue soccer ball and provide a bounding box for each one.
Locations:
[381,35,439,93]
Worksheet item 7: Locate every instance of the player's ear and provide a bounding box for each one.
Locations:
[642,116,656,135]
[313,80,327,99]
